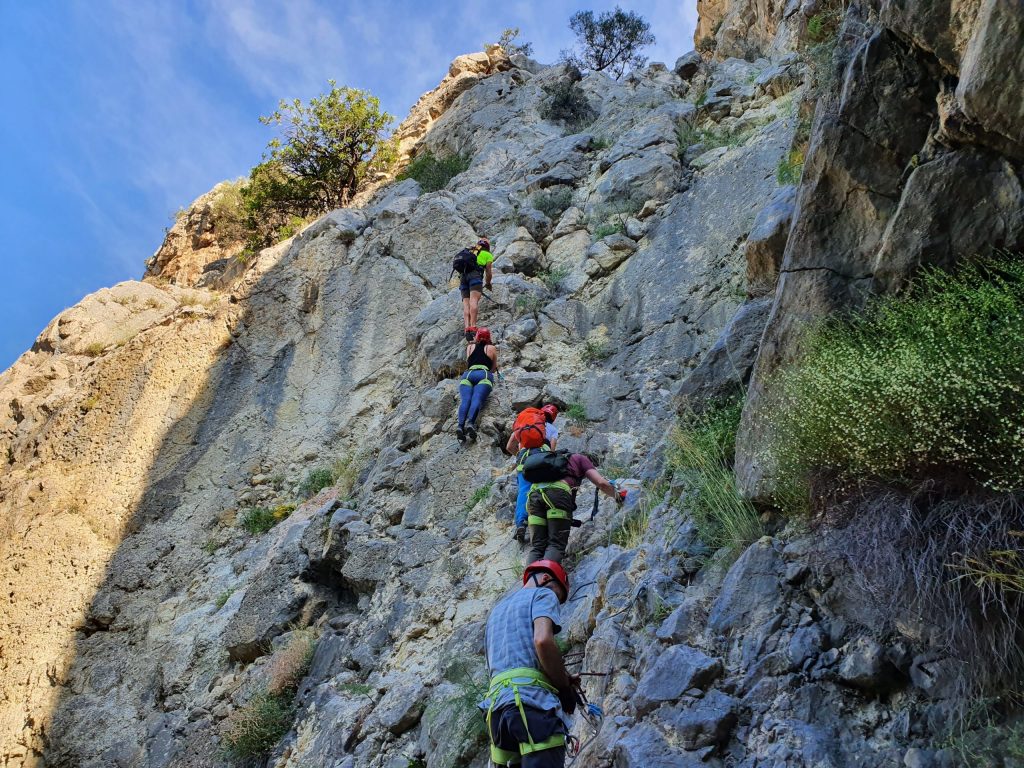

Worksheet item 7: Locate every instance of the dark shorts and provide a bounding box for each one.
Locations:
[460,269,485,298]
[489,703,566,767]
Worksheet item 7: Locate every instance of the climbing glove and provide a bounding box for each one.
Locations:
[558,686,578,715]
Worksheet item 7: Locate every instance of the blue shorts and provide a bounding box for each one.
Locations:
[460,270,484,298]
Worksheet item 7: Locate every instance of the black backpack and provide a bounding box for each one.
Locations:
[451,247,478,276]
[522,450,572,483]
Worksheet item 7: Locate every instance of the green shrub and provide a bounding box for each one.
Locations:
[581,339,612,364]
[83,342,106,358]
[463,482,493,515]
[220,630,317,758]
[566,402,588,427]
[220,691,293,759]
[514,293,545,318]
[539,265,570,293]
[239,507,277,535]
[765,257,1024,509]
[776,149,805,185]
[590,136,613,151]
[667,398,763,554]
[589,197,643,240]
[531,189,573,220]
[946,705,1024,767]
[397,151,471,192]
[208,179,248,244]
[540,74,596,131]
[299,467,335,498]
[495,27,533,57]
[330,449,369,500]
[214,588,235,610]
[592,221,624,240]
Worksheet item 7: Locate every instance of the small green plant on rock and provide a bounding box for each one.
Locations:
[540,69,596,131]
[83,342,106,358]
[463,482,493,515]
[514,293,545,318]
[220,630,317,759]
[214,588,235,610]
[592,220,624,240]
[220,692,293,759]
[776,149,805,185]
[531,188,573,220]
[667,397,763,556]
[581,338,612,364]
[397,151,472,193]
[299,467,335,498]
[539,265,570,293]
[330,449,369,500]
[566,401,588,427]
[239,506,277,535]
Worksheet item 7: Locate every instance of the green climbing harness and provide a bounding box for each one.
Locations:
[460,364,494,388]
[526,481,573,527]
[485,667,567,765]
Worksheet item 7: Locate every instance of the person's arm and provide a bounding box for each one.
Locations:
[548,436,558,450]
[484,263,493,289]
[506,432,520,454]
[585,468,622,501]
[534,617,578,692]
[488,345,499,373]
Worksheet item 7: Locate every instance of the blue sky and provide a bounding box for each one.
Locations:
[0,1,697,372]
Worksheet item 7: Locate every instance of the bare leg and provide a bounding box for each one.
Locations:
[468,290,482,329]
[462,296,472,329]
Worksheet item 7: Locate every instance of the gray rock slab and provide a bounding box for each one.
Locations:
[635,645,723,715]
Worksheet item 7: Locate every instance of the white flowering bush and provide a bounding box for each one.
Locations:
[767,257,1024,509]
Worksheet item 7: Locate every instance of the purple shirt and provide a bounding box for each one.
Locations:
[564,453,596,490]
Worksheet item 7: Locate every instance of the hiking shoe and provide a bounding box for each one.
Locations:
[513,525,527,544]
[456,426,466,443]
[466,424,478,442]
[465,329,476,342]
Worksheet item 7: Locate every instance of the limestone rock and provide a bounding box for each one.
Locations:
[837,637,904,693]
[745,185,797,296]
[955,0,1024,150]
[635,646,724,715]
[657,689,739,749]
[675,51,704,80]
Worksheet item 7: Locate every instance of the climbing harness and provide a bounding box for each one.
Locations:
[526,480,573,528]
[484,667,567,766]
[459,364,494,388]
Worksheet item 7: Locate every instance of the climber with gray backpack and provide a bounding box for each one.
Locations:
[523,451,625,564]
[452,237,495,342]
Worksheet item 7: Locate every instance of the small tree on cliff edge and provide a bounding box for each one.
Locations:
[561,7,655,79]
[259,81,397,210]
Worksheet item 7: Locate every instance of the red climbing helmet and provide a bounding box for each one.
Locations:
[475,327,492,344]
[523,560,570,602]
[541,404,558,423]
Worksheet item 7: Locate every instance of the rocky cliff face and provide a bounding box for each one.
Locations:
[1,3,1022,767]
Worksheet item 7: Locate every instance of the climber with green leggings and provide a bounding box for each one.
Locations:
[479,560,578,767]
[527,454,623,563]
[457,327,499,443]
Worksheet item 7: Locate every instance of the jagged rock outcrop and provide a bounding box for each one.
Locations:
[735,0,1024,499]
[3,1,1021,766]
[146,182,247,288]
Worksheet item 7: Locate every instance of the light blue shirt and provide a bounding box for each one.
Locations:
[480,587,568,726]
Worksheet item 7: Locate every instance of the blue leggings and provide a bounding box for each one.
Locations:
[458,369,493,428]
[515,472,531,528]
